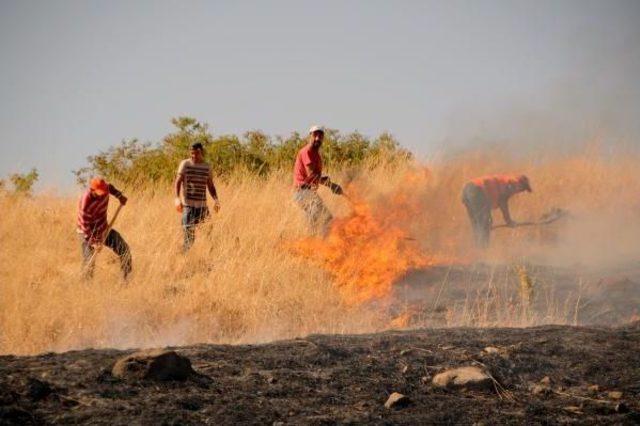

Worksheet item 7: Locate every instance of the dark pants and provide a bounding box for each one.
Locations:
[81,229,132,278]
[293,189,333,237]
[462,183,492,248]
[182,206,209,251]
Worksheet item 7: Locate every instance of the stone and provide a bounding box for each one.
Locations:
[483,346,500,354]
[607,391,623,400]
[432,366,492,391]
[615,402,629,413]
[384,392,411,409]
[25,378,53,401]
[531,384,551,396]
[563,406,583,414]
[112,349,194,381]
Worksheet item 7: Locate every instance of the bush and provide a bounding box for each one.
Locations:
[2,168,39,195]
[74,117,411,187]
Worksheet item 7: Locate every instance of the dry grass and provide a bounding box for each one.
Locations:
[1,147,640,355]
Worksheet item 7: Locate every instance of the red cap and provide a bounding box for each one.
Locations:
[90,177,108,195]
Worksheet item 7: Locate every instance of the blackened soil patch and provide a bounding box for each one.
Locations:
[0,323,638,425]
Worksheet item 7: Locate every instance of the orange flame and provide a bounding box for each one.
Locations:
[389,311,412,329]
[290,188,446,305]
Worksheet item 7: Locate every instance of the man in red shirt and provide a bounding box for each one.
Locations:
[461,174,532,248]
[293,125,343,236]
[77,177,131,278]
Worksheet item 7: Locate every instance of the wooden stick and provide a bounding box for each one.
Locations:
[84,204,123,273]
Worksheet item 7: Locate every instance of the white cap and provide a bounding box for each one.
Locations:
[308,125,325,134]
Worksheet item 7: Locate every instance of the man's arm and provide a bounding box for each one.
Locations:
[303,163,323,186]
[207,176,220,212]
[174,160,186,200]
[207,177,218,201]
[305,165,343,194]
[498,198,515,226]
[108,184,127,205]
[174,175,183,199]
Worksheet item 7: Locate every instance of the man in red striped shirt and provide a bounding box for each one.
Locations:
[77,177,131,278]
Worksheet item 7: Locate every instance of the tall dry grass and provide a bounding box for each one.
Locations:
[1,147,639,355]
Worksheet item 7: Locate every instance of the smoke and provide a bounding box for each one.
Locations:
[437,1,640,156]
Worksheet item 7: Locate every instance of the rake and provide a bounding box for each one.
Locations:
[493,207,569,230]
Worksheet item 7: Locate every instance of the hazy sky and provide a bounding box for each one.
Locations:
[1,0,639,188]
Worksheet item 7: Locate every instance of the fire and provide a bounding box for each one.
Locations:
[389,311,412,329]
[290,189,445,305]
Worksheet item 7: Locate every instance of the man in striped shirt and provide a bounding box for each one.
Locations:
[77,177,131,278]
[174,142,220,251]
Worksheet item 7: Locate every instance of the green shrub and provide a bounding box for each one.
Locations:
[7,168,39,195]
[74,117,411,188]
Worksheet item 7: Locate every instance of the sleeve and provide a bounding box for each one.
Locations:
[108,183,122,198]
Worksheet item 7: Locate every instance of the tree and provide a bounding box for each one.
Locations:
[73,117,413,187]
[9,168,39,195]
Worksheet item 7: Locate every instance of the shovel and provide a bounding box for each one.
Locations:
[84,204,124,274]
[493,207,569,229]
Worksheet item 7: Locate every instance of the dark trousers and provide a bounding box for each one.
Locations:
[182,206,209,251]
[462,183,492,248]
[81,229,132,278]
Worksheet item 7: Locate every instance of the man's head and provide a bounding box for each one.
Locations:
[517,175,532,193]
[89,177,108,196]
[190,142,204,163]
[308,125,325,149]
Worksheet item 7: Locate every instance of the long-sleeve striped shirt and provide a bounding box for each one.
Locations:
[77,184,122,243]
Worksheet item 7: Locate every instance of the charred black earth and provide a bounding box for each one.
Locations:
[1,323,639,425]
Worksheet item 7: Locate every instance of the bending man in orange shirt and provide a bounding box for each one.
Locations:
[461,174,532,248]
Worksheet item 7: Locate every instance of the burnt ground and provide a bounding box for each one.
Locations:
[394,262,640,326]
[1,322,639,425]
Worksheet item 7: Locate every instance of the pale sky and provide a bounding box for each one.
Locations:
[1,0,639,188]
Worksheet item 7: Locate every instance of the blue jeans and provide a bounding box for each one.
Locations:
[182,206,209,251]
[293,189,333,236]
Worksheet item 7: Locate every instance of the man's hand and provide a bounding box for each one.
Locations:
[329,182,343,195]
[213,199,221,213]
[174,197,183,212]
[118,195,128,206]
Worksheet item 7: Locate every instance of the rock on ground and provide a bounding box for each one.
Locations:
[432,366,493,391]
[384,392,410,409]
[112,349,194,381]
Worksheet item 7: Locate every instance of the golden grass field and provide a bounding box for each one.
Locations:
[1,147,640,355]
